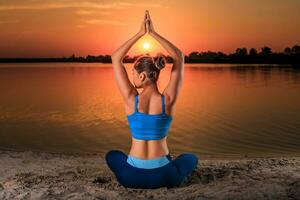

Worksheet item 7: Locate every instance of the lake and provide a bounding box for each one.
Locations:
[0,63,299,158]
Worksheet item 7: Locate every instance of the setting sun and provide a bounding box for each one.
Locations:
[143,42,150,49]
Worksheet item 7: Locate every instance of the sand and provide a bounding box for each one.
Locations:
[0,150,299,200]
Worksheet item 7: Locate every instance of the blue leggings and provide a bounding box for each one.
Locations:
[105,150,199,189]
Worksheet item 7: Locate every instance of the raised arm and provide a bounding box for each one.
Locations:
[111,11,147,104]
[146,11,184,106]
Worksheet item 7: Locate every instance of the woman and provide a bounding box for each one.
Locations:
[105,10,199,189]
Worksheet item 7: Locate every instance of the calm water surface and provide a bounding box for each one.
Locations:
[0,63,300,158]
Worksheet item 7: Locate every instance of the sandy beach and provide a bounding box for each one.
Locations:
[0,150,299,200]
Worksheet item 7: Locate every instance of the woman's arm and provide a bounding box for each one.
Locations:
[146,11,184,61]
[149,31,184,61]
[147,11,184,105]
[151,31,184,105]
[111,12,147,104]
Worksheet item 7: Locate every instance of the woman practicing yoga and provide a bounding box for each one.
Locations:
[105,10,199,189]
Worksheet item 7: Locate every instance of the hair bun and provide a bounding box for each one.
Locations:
[154,55,166,70]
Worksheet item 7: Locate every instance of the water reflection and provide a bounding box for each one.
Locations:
[0,63,299,157]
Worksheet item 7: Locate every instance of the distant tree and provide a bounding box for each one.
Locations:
[189,51,199,58]
[78,56,85,61]
[103,55,112,63]
[260,46,272,55]
[284,47,292,55]
[188,51,200,63]
[217,51,227,57]
[235,48,248,56]
[291,45,300,54]
[70,54,75,59]
[249,48,258,56]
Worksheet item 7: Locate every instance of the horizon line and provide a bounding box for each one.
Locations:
[1,44,300,59]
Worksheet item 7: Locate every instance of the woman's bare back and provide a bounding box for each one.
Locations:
[125,92,175,159]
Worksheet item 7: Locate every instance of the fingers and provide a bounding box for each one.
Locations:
[146,19,149,33]
[143,10,149,24]
[144,11,147,22]
[144,10,152,34]
[146,10,151,21]
[144,10,151,22]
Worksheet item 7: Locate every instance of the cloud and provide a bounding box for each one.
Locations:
[75,10,95,15]
[83,19,126,26]
[0,2,131,11]
[135,3,163,8]
[0,1,163,11]
[0,19,19,24]
[76,24,88,28]
[75,10,112,15]
[98,11,112,15]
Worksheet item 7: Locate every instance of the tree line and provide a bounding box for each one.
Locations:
[185,45,300,64]
[0,45,299,64]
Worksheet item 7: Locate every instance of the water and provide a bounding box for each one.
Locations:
[0,63,300,158]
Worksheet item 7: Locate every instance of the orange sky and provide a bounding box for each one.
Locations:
[0,0,300,58]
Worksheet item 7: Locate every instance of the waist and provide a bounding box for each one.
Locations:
[127,154,172,169]
[130,137,169,159]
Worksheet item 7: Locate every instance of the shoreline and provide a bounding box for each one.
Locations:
[0,150,299,199]
[1,147,300,160]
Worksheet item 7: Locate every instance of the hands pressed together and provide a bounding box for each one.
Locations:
[139,10,155,36]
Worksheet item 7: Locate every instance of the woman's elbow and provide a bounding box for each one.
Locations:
[111,53,118,60]
[173,52,184,64]
[111,54,123,63]
[178,52,185,61]
[171,51,184,61]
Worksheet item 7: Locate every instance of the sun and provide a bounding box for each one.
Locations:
[143,42,150,49]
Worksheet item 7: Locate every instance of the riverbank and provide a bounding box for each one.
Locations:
[0,150,299,200]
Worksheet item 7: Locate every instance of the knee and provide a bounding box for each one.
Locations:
[189,153,199,167]
[180,153,199,167]
[105,150,122,164]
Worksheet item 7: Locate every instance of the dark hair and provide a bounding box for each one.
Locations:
[133,54,166,82]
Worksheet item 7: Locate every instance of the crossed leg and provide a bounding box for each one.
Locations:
[105,150,128,175]
[105,150,199,188]
[172,153,199,177]
[166,153,199,188]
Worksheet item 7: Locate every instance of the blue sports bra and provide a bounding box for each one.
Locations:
[127,94,173,140]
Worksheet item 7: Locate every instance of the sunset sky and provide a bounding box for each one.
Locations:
[0,0,300,58]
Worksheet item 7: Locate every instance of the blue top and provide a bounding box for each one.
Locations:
[127,94,173,140]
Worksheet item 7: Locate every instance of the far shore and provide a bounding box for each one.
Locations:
[0,149,299,199]
[0,60,299,65]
